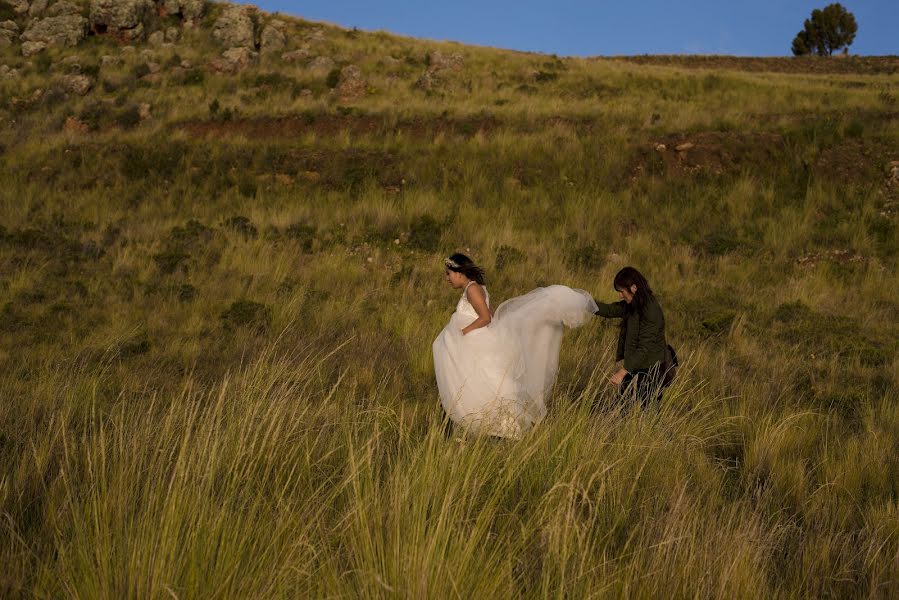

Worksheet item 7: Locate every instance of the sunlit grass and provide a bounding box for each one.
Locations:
[0,5,897,598]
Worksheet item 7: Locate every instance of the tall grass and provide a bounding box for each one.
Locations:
[1,6,898,597]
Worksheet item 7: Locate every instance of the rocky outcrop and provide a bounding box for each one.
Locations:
[335,65,365,99]
[161,0,204,21]
[0,64,21,79]
[8,0,29,16]
[0,20,18,47]
[212,6,256,49]
[281,48,311,63]
[45,1,82,17]
[260,19,286,56]
[21,13,89,47]
[28,0,49,17]
[21,40,46,56]
[60,74,92,95]
[308,55,335,74]
[147,30,164,46]
[428,50,464,73]
[210,46,257,74]
[89,0,153,42]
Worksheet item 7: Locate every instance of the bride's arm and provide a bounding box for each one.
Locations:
[461,284,492,335]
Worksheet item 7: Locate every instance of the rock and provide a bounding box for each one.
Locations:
[64,116,89,134]
[179,58,192,69]
[45,1,82,16]
[298,88,312,97]
[29,0,49,17]
[8,0,29,15]
[121,45,135,53]
[22,41,47,56]
[0,29,15,47]
[212,5,255,49]
[260,19,287,56]
[308,55,335,74]
[281,48,311,63]
[146,61,160,74]
[161,0,204,21]
[61,55,81,71]
[100,54,122,66]
[335,65,365,99]
[89,0,153,42]
[0,65,20,79]
[414,70,439,91]
[210,46,257,73]
[138,102,151,120]
[428,50,464,73]
[61,74,92,95]
[164,26,179,43]
[654,143,667,152]
[21,14,89,47]
[675,142,695,152]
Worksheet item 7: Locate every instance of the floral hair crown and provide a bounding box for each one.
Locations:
[444,257,461,269]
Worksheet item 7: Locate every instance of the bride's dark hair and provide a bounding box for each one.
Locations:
[445,253,486,284]
[613,266,654,317]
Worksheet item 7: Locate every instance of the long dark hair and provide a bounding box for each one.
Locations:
[445,253,486,284]
[613,266,654,317]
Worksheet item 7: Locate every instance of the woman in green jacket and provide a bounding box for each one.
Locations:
[594,267,668,409]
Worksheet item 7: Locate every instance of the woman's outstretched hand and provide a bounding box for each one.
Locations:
[609,368,628,387]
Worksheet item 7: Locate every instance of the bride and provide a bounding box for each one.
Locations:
[432,253,598,439]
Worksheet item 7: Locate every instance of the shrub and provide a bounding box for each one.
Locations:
[119,140,188,181]
[220,300,272,331]
[223,216,258,239]
[78,102,110,131]
[131,63,151,79]
[165,54,182,69]
[152,251,189,274]
[169,220,212,247]
[117,335,150,358]
[325,67,341,89]
[0,2,17,21]
[566,244,603,271]
[174,69,205,86]
[407,215,441,252]
[115,105,142,130]
[34,52,53,74]
[237,175,257,198]
[81,64,101,78]
[177,284,196,302]
[285,223,316,252]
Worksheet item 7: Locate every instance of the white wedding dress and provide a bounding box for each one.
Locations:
[432,282,599,439]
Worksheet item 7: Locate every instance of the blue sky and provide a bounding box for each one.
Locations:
[254,1,897,57]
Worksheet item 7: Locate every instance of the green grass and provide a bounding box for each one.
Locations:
[1,5,898,598]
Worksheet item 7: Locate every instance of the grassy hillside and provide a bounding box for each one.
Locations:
[1,2,898,597]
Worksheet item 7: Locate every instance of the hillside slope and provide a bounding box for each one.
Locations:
[1,1,898,597]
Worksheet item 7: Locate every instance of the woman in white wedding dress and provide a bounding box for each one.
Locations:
[432,253,598,439]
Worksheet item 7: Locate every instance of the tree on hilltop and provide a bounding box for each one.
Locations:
[792,3,858,56]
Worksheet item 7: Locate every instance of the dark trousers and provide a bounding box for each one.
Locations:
[619,365,664,410]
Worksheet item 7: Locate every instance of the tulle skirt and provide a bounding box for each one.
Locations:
[432,285,598,439]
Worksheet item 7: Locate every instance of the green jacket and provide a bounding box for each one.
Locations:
[594,296,667,373]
